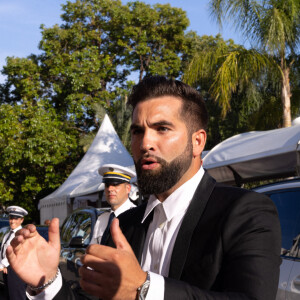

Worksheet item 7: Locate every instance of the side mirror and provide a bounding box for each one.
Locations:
[69,236,85,248]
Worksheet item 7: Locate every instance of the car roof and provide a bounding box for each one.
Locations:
[253,177,300,193]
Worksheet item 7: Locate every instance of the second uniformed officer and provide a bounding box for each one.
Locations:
[90,164,136,245]
[0,205,28,299]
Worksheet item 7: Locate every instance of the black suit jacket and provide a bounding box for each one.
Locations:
[56,172,281,299]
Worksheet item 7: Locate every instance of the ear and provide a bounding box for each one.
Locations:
[192,129,206,157]
[126,183,132,194]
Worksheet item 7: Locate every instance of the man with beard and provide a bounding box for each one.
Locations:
[7,76,281,300]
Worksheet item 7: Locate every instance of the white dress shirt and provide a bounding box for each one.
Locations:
[141,166,204,299]
[0,225,22,268]
[90,198,136,245]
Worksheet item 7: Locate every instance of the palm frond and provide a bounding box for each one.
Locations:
[210,49,272,117]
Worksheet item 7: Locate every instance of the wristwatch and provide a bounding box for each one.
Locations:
[136,271,150,300]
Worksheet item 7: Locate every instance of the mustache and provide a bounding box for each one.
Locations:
[136,154,167,167]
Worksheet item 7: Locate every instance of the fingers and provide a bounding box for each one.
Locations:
[84,243,122,264]
[81,251,106,269]
[6,245,16,266]
[110,218,134,255]
[79,266,120,299]
[81,249,122,277]
[12,226,37,248]
[15,225,36,238]
[79,266,103,284]
[80,274,104,298]
[81,249,122,274]
[48,218,60,250]
[24,224,37,232]
[7,228,35,266]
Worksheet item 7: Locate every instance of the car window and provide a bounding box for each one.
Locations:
[60,214,74,245]
[266,188,300,253]
[60,212,92,246]
[0,226,10,245]
[0,219,9,229]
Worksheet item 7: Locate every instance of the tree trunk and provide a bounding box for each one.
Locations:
[139,55,144,82]
[281,63,292,127]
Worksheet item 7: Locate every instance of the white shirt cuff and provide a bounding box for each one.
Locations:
[1,258,9,268]
[26,269,63,300]
[145,272,164,300]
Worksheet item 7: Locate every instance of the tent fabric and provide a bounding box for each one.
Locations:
[39,114,135,223]
[69,178,104,201]
[203,124,300,185]
[73,193,100,210]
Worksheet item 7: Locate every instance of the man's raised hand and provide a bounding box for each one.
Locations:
[6,218,61,290]
[80,218,147,300]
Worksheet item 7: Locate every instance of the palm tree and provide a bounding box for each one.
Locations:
[184,35,274,118]
[185,0,300,127]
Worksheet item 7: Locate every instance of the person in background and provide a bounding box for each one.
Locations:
[6,76,281,300]
[90,163,137,245]
[0,205,28,299]
[44,220,51,226]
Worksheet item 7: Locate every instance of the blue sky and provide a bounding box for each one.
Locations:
[0,0,245,83]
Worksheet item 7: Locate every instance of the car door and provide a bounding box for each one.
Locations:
[265,188,300,300]
[286,259,300,299]
[60,209,97,299]
[284,232,300,300]
[0,226,10,285]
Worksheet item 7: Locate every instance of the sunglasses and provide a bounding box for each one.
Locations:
[9,216,22,220]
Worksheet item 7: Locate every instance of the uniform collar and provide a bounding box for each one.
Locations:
[11,225,22,233]
[113,198,136,217]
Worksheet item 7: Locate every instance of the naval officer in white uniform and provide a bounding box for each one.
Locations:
[0,205,28,299]
[90,164,137,245]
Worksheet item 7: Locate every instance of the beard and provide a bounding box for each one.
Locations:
[135,141,193,196]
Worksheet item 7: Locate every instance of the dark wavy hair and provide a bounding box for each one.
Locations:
[128,76,208,133]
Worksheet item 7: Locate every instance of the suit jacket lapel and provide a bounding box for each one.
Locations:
[168,172,216,279]
[116,202,154,263]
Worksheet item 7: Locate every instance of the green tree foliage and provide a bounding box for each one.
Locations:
[118,1,190,81]
[37,0,191,128]
[183,35,288,149]
[0,0,196,221]
[0,102,79,222]
[79,86,133,153]
[207,0,300,127]
[2,0,192,130]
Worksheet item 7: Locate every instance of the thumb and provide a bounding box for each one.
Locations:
[111,218,134,254]
[48,218,61,251]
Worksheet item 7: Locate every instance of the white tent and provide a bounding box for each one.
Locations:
[203,124,300,186]
[39,114,135,224]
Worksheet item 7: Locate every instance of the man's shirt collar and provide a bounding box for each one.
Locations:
[142,167,205,223]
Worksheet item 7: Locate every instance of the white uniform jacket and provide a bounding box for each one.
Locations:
[0,225,22,268]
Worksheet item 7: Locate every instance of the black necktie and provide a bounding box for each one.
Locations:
[101,212,115,245]
[1,230,13,259]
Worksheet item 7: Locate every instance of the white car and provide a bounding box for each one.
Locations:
[253,178,300,299]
